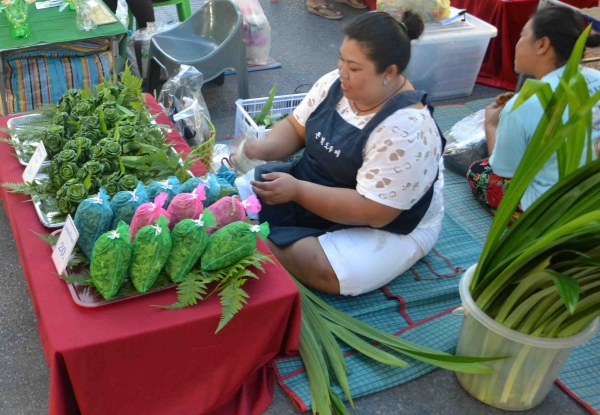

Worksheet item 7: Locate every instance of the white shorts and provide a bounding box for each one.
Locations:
[318,225,442,296]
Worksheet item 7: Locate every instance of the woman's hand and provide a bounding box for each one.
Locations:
[251,172,300,205]
[484,101,504,128]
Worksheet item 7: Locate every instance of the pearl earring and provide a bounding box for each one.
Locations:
[383,80,388,86]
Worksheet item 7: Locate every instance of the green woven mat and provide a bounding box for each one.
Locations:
[274,97,600,414]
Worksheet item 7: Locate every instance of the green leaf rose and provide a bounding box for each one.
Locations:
[59,162,79,182]
[119,174,138,191]
[58,149,79,164]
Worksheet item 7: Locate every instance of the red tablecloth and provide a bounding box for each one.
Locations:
[451,0,598,91]
[0,95,302,415]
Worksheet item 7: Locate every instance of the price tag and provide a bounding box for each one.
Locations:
[51,215,80,275]
[22,142,47,184]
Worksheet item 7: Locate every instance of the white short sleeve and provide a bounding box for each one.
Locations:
[293,70,340,127]
[356,108,442,211]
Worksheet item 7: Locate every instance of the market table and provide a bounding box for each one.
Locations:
[450,0,597,90]
[0,95,302,415]
[0,1,127,114]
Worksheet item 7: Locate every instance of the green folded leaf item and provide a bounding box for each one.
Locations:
[201,221,270,271]
[164,210,217,282]
[74,188,114,260]
[90,221,133,300]
[129,215,172,292]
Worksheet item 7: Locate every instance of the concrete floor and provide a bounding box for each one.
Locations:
[0,1,593,414]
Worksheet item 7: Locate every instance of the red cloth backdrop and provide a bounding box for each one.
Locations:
[0,95,302,415]
[364,0,598,91]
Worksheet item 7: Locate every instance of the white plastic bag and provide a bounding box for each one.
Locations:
[158,65,213,147]
[376,0,451,22]
[443,109,488,176]
[445,109,485,144]
[234,0,271,66]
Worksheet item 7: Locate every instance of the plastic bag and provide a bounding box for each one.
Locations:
[376,0,451,22]
[164,211,217,282]
[443,109,489,176]
[157,65,213,147]
[129,215,172,293]
[201,222,270,271]
[233,0,271,65]
[129,192,170,241]
[146,176,180,207]
[227,135,265,174]
[207,195,261,235]
[74,189,114,260]
[110,181,149,229]
[166,184,207,228]
[90,221,132,300]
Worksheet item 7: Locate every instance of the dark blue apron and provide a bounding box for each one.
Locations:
[256,78,446,247]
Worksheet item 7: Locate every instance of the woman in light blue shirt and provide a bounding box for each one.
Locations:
[467,6,600,221]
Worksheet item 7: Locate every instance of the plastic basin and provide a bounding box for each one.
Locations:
[456,264,599,410]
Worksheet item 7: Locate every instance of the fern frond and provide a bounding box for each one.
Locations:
[216,278,249,333]
[2,182,41,196]
[157,275,208,310]
[57,272,93,286]
[35,232,59,245]
[29,104,57,116]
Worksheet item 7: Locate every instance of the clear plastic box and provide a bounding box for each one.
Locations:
[234,93,307,141]
[455,265,599,410]
[404,12,498,101]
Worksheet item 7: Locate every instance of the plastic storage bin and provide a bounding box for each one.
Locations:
[234,93,307,141]
[404,12,497,101]
[455,265,599,410]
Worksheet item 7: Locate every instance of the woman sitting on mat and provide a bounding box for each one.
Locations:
[467,6,600,220]
[242,12,446,296]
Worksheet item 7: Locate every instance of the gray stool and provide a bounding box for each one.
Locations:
[146,0,249,98]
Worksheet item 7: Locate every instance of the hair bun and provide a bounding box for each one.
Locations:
[586,32,600,48]
[401,11,425,41]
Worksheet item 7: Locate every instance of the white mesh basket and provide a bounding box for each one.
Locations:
[234,93,307,141]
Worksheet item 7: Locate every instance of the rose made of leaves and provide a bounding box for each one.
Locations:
[59,162,79,182]
[97,138,122,159]
[102,172,123,197]
[42,131,65,157]
[119,174,138,191]
[65,181,88,204]
[81,115,101,131]
[104,107,120,126]
[82,160,104,177]
[91,145,106,160]
[48,160,63,189]
[53,111,69,126]
[118,123,137,142]
[73,99,95,117]
[57,197,73,215]
[57,149,79,164]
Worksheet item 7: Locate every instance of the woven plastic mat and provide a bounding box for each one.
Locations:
[274,98,600,414]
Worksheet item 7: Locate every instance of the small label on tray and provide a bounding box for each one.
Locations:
[22,142,47,184]
[52,215,79,275]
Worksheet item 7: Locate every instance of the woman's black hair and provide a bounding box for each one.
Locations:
[344,11,424,75]
[532,6,600,66]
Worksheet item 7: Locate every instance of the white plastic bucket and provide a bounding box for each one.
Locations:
[456,264,598,410]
